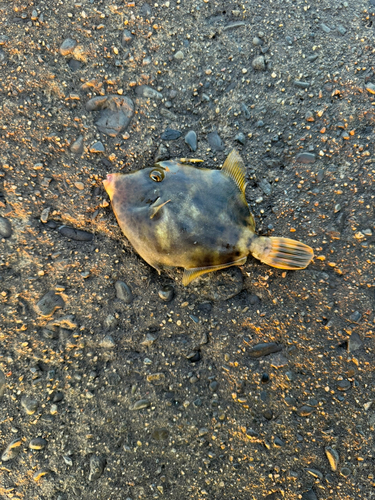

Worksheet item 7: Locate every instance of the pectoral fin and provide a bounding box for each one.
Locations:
[182,257,247,286]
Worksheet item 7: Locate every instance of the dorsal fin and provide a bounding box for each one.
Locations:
[221,149,247,195]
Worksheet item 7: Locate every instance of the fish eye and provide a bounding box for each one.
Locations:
[150,170,164,182]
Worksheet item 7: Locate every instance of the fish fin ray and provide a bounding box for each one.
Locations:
[149,199,172,219]
[250,236,314,270]
[221,149,247,195]
[182,257,247,286]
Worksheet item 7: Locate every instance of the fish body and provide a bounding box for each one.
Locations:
[103,150,314,285]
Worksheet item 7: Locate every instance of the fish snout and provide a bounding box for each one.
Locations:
[103,173,116,200]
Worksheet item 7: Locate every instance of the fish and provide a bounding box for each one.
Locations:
[103,149,314,285]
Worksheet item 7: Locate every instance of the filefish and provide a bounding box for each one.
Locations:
[103,150,314,285]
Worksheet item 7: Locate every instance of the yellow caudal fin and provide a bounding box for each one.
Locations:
[250,237,314,270]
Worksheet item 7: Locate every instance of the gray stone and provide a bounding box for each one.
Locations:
[348,332,363,352]
[135,85,163,99]
[121,29,134,45]
[86,95,134,137]
[132,399,151,410]
[252,55,266,71]
[70,135,84,154]
[301,490,318,500]
[207,131,224,151]
[184,130,197,151]
[248,342,282,358]
[259,178,272,196]
[100,335,115,349]
[37,291,65,316]
[234,132,246,145]
[89,141,105,153]
[296,152,316,164]
[158,285,174,302]
[59,225,93,241]
[1,438,22,462]
[60,38,77,56]
[29,437,47,450]
[21,395,39,415]
[89,455,106,481]
[0,216,12,238]
[115,281,133,303]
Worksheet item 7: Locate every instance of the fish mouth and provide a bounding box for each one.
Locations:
[103,173,116,200]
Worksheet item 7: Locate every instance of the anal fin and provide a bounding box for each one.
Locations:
[251,237,313,270]
[182,257,247,286]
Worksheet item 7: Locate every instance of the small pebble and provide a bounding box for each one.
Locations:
[132,399,151,410]
[21,396,39,415]
[301,490,318,500]
[337,379,351,391]
[115,281,133,303]
[252,55,266,71]
[70,135,84,154]
[29,437,47,450]
[100,335,115,349]
[248,342,282,358]
[59,225,93,242]
[90,141,105,153]
[184,130,197,151]
[135,85,163,99]
[348,332,363,352]
[294,80,310,88]
[63,455,73,466]
[37,291,65,316]
[234,132,246,144]
[121,29,133,45]
[40,207,51,224]
[252,36,263,46]
[174,50,184,60]
[296,152,316,164]
[187,351,201,363]
[207,131,224,151]
[259,179,272,196]
[86,95,134,137]
[325,447,339,471]
[297,405,315,417]
[88,456,106,481]
[158,285,174,302]
[60,38,77,56]
[52,391,64,403]
[350,310,361,322]
[33,468,51,481]
[161,128,181,140]
[1,438,22,462]
[0,216,12,238]
[240,103,251,120]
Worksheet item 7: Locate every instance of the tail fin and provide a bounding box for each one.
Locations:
[250,236,314,270]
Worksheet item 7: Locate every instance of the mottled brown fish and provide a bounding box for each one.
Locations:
[103,150,314,285]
